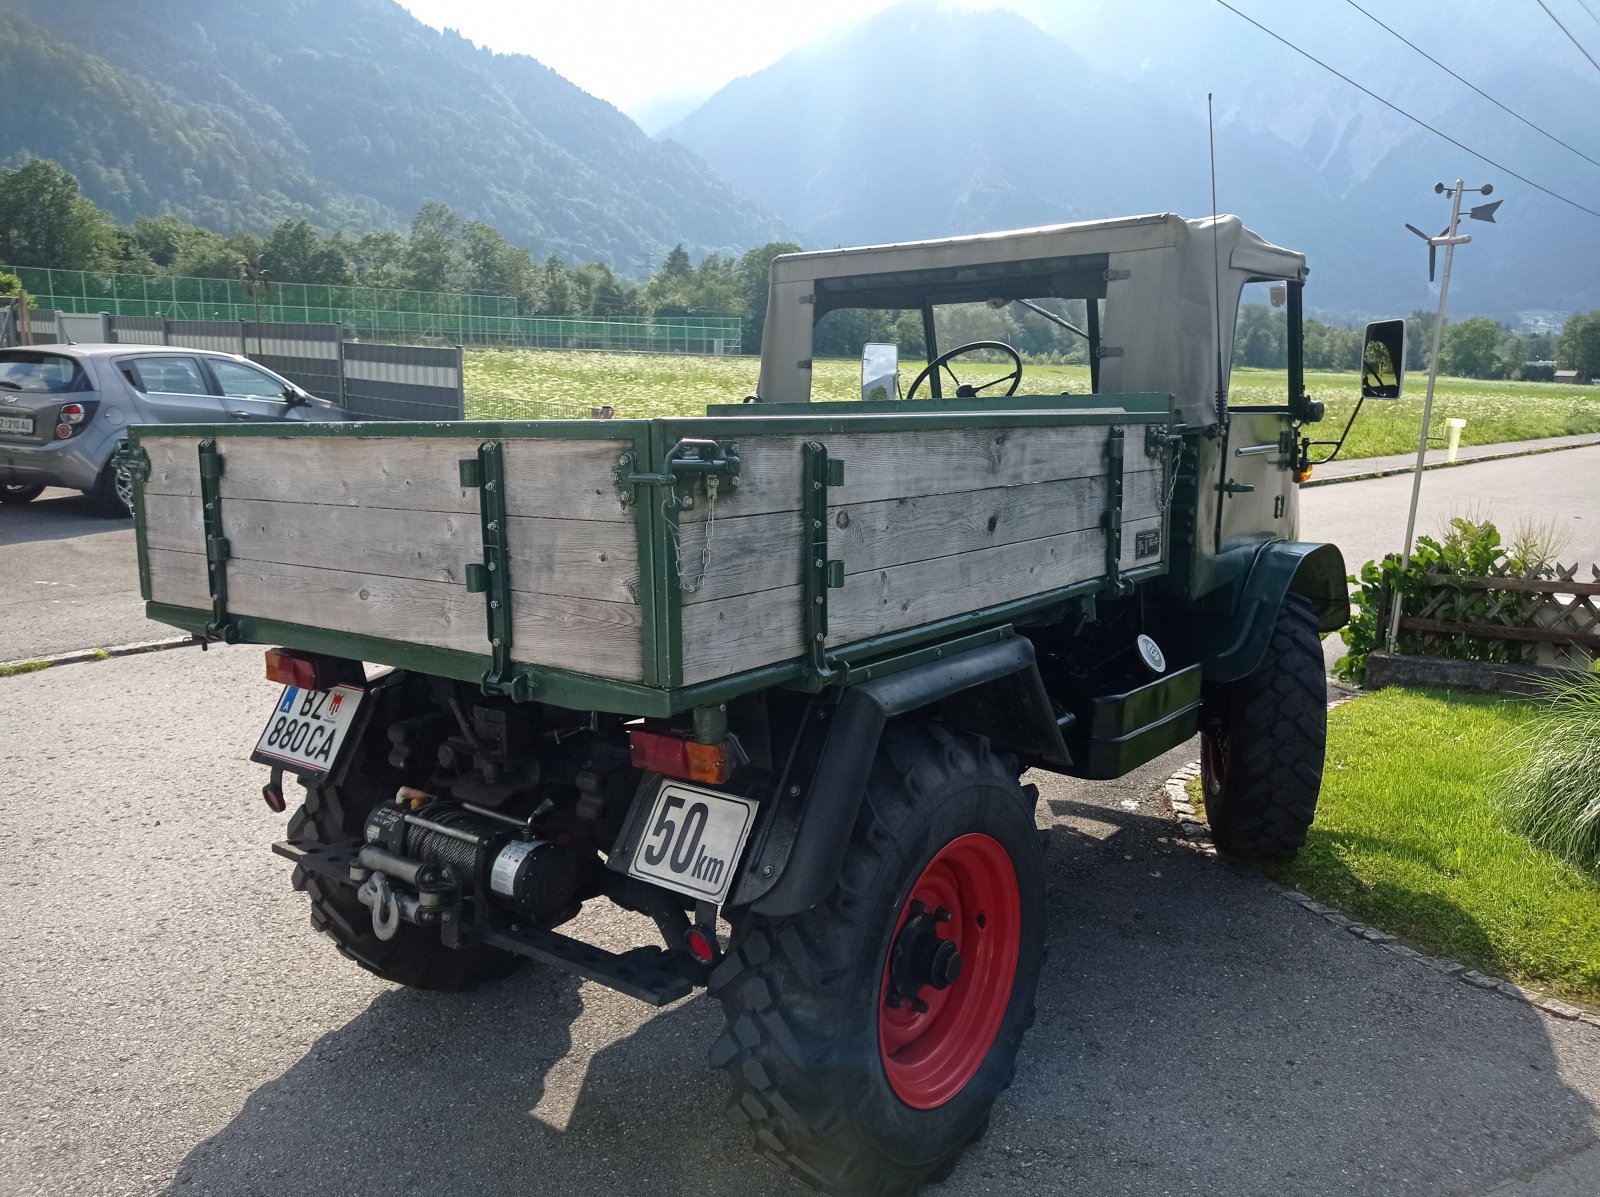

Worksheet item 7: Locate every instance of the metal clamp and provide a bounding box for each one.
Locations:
[196,439,238,642]
[1102,426,1130,596]
[460,441,535,702]
[801,442,846,683]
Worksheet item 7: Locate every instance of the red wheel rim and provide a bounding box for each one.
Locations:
[878,832,1021,1109]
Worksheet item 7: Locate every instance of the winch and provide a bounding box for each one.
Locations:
[353,800,582,940]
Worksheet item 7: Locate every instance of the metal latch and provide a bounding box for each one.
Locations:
[802,442,846,683]
[1219,480,1257,495]
[459,440,535,702]
[614,437,741,509]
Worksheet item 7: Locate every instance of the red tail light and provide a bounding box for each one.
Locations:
[264,648,360,690]
[629,726,732,785]
[59,402,88,424]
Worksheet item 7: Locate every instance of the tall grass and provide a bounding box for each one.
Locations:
[1497,674,1600,875]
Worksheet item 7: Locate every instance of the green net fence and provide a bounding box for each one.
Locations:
[6,265,742,354]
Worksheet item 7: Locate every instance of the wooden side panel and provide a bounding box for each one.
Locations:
[680,469,1163,605]
[143,435,630,523]
[138,434,644,680]
[682,426,1116,521]
[680,513,1164,684]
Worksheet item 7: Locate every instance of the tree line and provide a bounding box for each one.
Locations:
[4,156,1598,374]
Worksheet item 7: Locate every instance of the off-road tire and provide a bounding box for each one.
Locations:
[286,689,524,991]
[1199,592,1326,859]
[0,483,44,504]
[709,724,1046,1196]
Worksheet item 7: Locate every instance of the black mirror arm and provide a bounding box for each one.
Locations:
[1302,392,1366,466]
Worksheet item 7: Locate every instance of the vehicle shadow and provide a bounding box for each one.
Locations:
[162,788,1600,1197]
[0,488,129,546]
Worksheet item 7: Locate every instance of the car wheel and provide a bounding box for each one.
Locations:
[0,483,45,504]
[87,460,134,519]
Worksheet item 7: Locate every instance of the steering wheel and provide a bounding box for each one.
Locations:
[906,340,1023,400]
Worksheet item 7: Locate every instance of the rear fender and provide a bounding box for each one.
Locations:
[741,636,1063,918]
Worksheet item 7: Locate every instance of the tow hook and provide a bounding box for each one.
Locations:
[358,871,402,941]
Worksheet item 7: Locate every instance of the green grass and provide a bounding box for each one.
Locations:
[1220,689,1600,1002]
[462,350,1600,461]
[0,659,51,677]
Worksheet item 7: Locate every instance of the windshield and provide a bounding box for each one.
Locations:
[0,351,90,393]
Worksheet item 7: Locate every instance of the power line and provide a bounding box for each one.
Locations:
[1342,0,1600,171]
[1536,0,1600,73]
[1211,0,1600,221]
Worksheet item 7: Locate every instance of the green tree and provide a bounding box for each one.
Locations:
[660,243,693,280]
[540,255,574,316]
[1233,303,1286,368]
[461,221,542,309]
[352,230,408,288]
[1557,311,1600,378]
[0,158,116,269]
[1439,315,1505,379]
[264,219,352,285]
[1404,308,1437,371]
[404,202,464,292]
[735,241,803,353]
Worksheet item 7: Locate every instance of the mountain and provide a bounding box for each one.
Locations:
[0,0,786,273]
[668,0,1600,317]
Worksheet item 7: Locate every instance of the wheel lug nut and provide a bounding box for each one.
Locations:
[911,996,930,1014]
[933,907,953,923]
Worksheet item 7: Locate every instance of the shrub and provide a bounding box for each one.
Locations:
[1335,516,1553,685]
[1496,674,1600,875]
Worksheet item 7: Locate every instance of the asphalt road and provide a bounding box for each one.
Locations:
[4,446,1600,1196]
[4,645,1600,1197]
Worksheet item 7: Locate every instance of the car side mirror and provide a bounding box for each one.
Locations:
[283,385,309,408]
[1361,319,1406,399]
[862,342,899,402]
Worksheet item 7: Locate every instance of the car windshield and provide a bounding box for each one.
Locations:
[0,352,90,393]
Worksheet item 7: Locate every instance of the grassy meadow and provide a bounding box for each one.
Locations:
[463,349,1600,461]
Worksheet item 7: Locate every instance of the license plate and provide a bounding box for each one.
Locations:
[252,684,365,775]
[627,781,758,905]
[0,414,33,435]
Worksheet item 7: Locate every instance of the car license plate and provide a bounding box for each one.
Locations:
[252,684,365,776]
[0,414,33,435]
[627,781,758,905]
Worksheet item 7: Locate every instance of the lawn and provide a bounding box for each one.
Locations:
[1200,689,1600,1003]
[462,350,1600,461]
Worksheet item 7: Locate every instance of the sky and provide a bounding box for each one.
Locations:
[396,0,1035,117]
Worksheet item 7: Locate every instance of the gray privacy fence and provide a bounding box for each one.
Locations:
[6,311,463,420]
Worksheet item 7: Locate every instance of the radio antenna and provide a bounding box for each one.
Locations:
[1208,93,1226,428]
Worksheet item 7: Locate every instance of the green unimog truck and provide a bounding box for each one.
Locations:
[121,212,1401,1195]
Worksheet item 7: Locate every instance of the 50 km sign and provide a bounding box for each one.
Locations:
[626,781,757,905]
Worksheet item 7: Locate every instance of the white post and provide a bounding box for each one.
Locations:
[1385,180,1468,656]
[1445,418,1466,463]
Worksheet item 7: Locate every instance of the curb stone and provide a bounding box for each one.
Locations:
[0,635,197,677]
[1160,693,1595,1027]
[1302,435,1600,488]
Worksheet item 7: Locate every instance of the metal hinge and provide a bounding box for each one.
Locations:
[460,441,535,702]
[1095,345,1123,359]
[614,437,741,510]
[1102,268,1130,282]
[802,442,846,684]
[113,439,150,483]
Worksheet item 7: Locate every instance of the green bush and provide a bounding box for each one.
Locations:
[1335,517,1551,685]
[1496,674,1600,876]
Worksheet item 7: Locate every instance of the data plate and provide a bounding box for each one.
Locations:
[0,414,34,436]
[626,780,757,905]
[251,684,365,776]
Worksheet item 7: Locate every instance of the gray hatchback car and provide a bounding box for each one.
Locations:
[0,344,349,516]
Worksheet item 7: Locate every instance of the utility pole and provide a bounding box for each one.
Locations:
[1385,180,1501,655]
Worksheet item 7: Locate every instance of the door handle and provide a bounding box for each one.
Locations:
[230,411,252,420]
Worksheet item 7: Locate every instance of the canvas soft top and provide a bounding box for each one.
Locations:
[757,212,1307,426]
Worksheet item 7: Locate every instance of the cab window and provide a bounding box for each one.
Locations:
[210,359,290,400]
[121,356,211,396]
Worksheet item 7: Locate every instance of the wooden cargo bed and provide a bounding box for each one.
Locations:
[128,394,1175,713]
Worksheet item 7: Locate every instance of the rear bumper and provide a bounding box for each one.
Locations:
[0,432,110,490]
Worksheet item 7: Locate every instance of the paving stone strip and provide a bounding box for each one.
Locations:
[1159,714,1600,1032]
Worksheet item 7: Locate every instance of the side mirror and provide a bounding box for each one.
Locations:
[1361,319,1406,399]
[283,385,310,408]
[862,342,899,401]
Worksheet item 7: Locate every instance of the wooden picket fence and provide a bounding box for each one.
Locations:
[1388,561,1600,666]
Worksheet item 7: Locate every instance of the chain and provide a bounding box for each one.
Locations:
[667,477,718,593]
